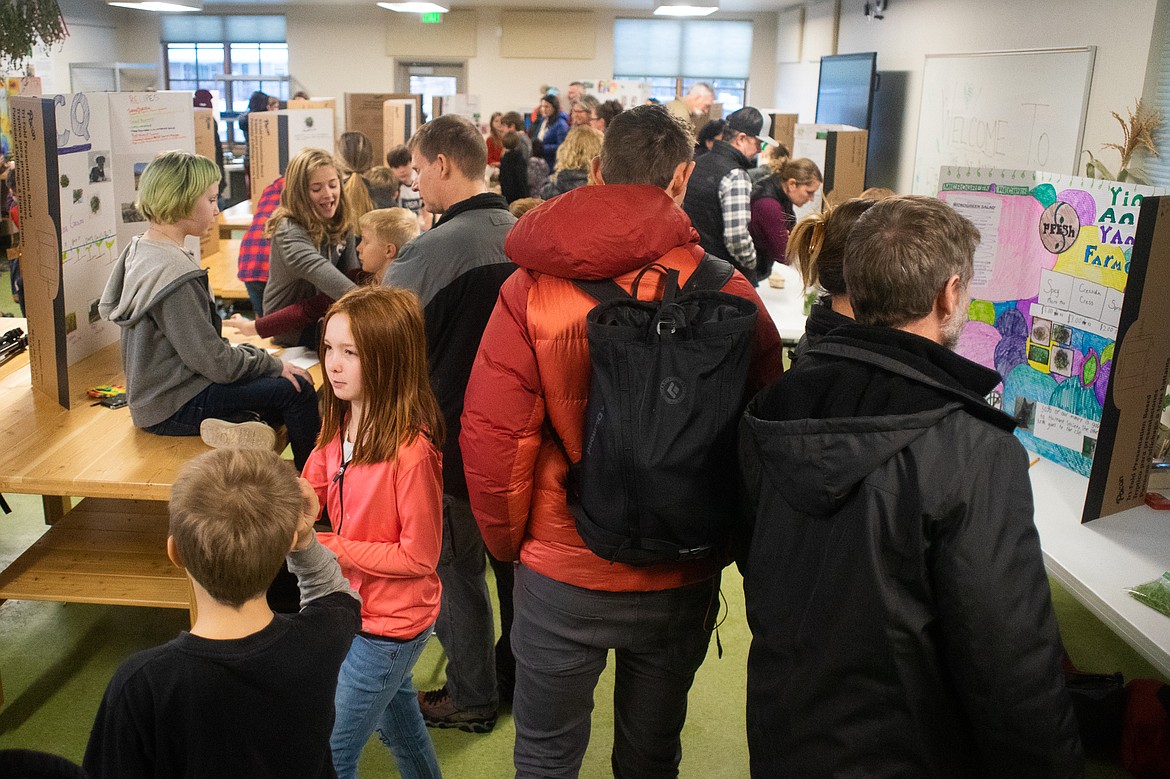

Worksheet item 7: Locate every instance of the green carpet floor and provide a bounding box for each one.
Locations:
[0,265,20,318]
[0,488,1163,776]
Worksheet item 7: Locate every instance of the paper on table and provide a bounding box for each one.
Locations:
[279,346,320,370]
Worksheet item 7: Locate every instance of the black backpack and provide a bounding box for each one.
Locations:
[561,254,759,566]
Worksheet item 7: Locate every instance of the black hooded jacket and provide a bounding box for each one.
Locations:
[739,324,1082,778]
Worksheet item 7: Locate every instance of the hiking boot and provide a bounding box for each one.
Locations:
[417,687,497,733]
[200,418,277,452]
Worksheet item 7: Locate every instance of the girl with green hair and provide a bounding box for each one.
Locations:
[99,150,320,472]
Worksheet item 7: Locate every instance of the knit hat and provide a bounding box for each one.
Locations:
[725,107,777,147]
[193,89,214,108]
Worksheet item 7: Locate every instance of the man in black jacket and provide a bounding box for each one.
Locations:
[382,114,518,733]
[682,106,775,283]
[739,196,1083,777]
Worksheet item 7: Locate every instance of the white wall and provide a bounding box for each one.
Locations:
[60,4,776,134]
[31,0,128,94]
[824,0,1160,193]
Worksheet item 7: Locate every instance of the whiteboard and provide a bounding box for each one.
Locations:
[911,48,1095,195]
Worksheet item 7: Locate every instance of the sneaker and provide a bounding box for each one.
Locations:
[417,687,497,733]
[200,418,277,452]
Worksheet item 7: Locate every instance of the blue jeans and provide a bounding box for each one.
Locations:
[244,280,266,317]
[145,375,319,470]
[331,627,442,779]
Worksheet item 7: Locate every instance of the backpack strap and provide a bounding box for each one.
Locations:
[572,277,628,304]
[571,251,732,303]
[681,254,735,294]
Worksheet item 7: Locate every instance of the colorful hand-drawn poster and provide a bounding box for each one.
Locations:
[0,75,42,157]
[939,167,1168,476]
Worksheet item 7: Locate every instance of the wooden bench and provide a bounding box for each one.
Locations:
[0,332,321,703]
[0,498,192,615]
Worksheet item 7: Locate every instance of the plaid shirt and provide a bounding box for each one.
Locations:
[236,177,285,283]
[717,168,757,271]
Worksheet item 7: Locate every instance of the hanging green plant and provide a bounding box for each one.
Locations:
[0,0,69,70]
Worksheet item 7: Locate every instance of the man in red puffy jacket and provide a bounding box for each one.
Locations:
[460,105,783,777]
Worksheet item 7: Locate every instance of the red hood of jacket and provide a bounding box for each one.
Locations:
[505,184,704,279]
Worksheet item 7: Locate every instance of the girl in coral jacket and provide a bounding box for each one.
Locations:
[303,285,445,779]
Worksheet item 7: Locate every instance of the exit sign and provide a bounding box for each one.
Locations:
[421,12,441,22]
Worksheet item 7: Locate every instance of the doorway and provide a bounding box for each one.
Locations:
[395,61,466,122]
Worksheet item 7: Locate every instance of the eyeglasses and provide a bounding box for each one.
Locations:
[572,107,590,115]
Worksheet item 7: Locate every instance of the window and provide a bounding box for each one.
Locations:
[1144,15,1170,187]
[613,19,752,112]
[162,15,288,149]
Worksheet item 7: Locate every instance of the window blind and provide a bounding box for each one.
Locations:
[614,19,752,80]
[1143,18,1170,187]
[162,15,286,44]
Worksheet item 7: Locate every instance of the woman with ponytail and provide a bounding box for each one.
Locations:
[337,132,389,217]
[749,154,821,283]
[787,196,886,361]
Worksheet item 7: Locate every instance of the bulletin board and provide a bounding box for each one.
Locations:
[912,48,1095,196]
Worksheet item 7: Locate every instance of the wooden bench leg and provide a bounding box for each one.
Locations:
[41,495,70,525]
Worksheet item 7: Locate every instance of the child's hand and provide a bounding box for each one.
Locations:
[292,477,320,551]
[224,314,257,336]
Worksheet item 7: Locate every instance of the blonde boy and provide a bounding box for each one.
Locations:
[357,207,419,279]
[226,208,418,339]
[84,449,361,779]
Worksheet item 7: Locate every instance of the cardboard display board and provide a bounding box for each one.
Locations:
[383,99,419,155]
[431,95,481,124]
[763,112,799,155]
[288,97,338,137]
[792,123,868,210]
[248,108,335,208]
[934,168,1170,520]
[11,91,195,408]
[107,92,195,249]
[1084,196,1170,521]
[576,79,651,109]
[344,93,420,165]
[0,75,42,156]
[193,107,221,258]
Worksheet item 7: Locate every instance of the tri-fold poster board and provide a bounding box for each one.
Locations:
[248,108,335,208]
[939,167,1170,521]
[11,91,196,408]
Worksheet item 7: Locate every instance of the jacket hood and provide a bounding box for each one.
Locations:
[99,235,206,326]
[743,403,957,516]
[744,325,1013,516]
[505,184,702,279]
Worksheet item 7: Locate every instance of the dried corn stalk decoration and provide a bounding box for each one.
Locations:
[0,0,69,70]
[1083,98,1164,185]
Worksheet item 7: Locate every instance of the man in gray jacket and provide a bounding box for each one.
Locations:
[739,196,1082,776]
[382,114,517,732]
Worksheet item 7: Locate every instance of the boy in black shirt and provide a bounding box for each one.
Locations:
[84,448,362,778]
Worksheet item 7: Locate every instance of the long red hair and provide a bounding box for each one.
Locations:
[316,286,444,463]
